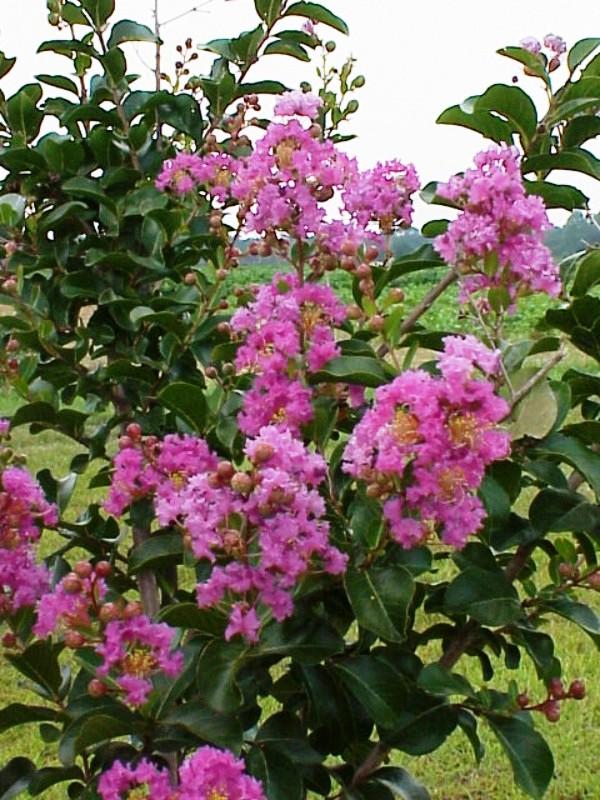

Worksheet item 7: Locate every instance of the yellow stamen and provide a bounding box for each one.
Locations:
[169,471,187,490]
[391,408,421,446]
[301,302,324,335]
[447,412,480,448]
[438,466,466,502]
[127,787,150,800]
[121,647,157,677]
[271,407,287,423]
[208,789,228,800]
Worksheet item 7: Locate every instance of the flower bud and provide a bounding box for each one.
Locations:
[369,315,385,333]
[62,574,83,594]
[74,561,93,579]
[184,272,197,285]
[569,679,586,700]
[123,601,143,619]
[126,423,142,441]
[1,632,17,648]
[251,443,274,465]
[558,562,575,579]
[94,561,112,578]
[516,693,530,708]
[231,472,253,494]
[353,75,366,88]
[88,678,108,698]
[544,700,561,722]
[364,245,379,263]
[64,630,85,649]
[356,263,372,279]
[205,366,218,380]
[99,602,121,623]
[549,677,565,699]
[216,461,235,480]
[346,99,359,113]
[217,322,231,336]
[389,288,405,303]
[118,435,133,450]
[588,570,600,590]
[325,40,336,52]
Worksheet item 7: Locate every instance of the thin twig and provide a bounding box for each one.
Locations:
[161,2,213,27]
[503,347,565,418]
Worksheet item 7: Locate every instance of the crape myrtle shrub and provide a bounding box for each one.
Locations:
[0,2,599,797]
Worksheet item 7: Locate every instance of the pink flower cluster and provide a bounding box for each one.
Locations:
[231,118,356,238]
[105,433,218,517]
[95,614,183,706]
[156,426,347,643]
[274,89,322,119]
[343,336,511,549]
[155,151,237,200]
[231,273,347,435]
[98,747,265,800]
[434,145,561,302]
[520,34,567,63]
[0,458,56,616]
[34,565,107,638]
[343,160,420,234]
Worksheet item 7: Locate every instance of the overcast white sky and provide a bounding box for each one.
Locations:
[0,1,598,221]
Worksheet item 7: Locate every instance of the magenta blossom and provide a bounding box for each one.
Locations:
[275,89,322,119]
[343,336,510,549]
[179,746,265,800]
[98,759,175,800]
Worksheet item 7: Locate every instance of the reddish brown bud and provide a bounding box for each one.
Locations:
[99,602,121,623]
[356,263,372,279]
[558,562,575,579]
[364,244,379,263]
[517,692,530,708]
[341,240,357,257]
[217,322,231,336]
[62,574,83,595]
[369,315,385,332]
[74,561,93,579]
[94,561,112,578]
[347,304,363,320]
[118,435,133,450]
[216,461,235,480]
[216,269,228,281]
[544,700,561,722]
[251,443,274,465]
[389,288,405,303]
[231,472,253,494]
[366,483,382,499]
[1,632,17,648]
[569,679,586,700]
[549,677,565,700]
[64,630,85,649]
[588,570,600,590]
[126,423,142,440]
[6,338,19,353]
[184,272,197,285]
[205,366,218,380]
[123,601,143,619]
[88,678,108,697]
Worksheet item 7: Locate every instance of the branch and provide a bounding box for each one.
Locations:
[503,347,565,418]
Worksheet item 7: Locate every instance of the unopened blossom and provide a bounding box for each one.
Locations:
[343,336,510,549]
[95,615,183,706]
[179,746,266,800]
[156,426,346,643]
[34,568,107,639]
[275,89,323,119]
[544,34,567,55]
[434,145,561,301]
[98,759,175,800]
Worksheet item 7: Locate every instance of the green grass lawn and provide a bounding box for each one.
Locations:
[0,274,598,798]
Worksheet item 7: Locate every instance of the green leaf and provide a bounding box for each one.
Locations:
[158,381,208,433]
[386,701,458,755]
[107,20,158,48]
[563,115,600,148]
[80,0,115,28]
[333,656,407,728]
[0,704,59,734]
[158,604,228,636]
[464,84,538,143]
[437,104,515,144]
[0,194,26,227]
[535,432,600,498]
[285,2,349,34]
[539,596,600,640]
[523,149,600,181]
[309,355,388,387]
[255,0,283,25]
[371,767,431,800]
[529,488,600,534]
[264,40,310,61]
[524,180,588,210]
[62,176,113,208]
[497,47,549,84]
[417,664,474,698]
[59,711,139,766]
[129,532,183,573]
[3,84,43,142]
[35,74,79,95]
[487,715,554,799]
[236,80,288,98]
[0,51,17,80]
[6,641,62,698]
[165,703,243,752]
[28,767,83,797]
[256,617,344,663]
[568,37,600,72]
[196,639,246,713]
[246,746,303,800]
[344,563,414,643]
[256,712,321,764]
[0,758,34,800]
[571,249,600,296]
[375,245,445,293]
[445,567,521,626]
[506,367,558,440]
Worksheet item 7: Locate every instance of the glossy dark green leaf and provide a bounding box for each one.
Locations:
[463,84,537,143]
[29,767,83,797]
[158,381,208,432]
[3,84,43,142]
[0,704,60,734]
[539,596,600,641]
[81,0,115,28]
[524,180,588,210]
[6,641,62,698]
[264,40,310,61]
[246,745,303,800]
[0,758,34,800]
[497,47,549,84]
[256,712,322,764]
[568,38,600,72]
[254,0,283,25]
[107,20,158,48]
[35,74,79,95]
[256,617,344,663]
[535,432,600,498]
[386,701,458,755]
[158,604,228,636]
[523,149,600,181]
[129,532,183,573]
[333,656,407,728]
[345,563,414,643]
[309,355,388,387]
[417,664,474,698]
[165,703,243,752]
[436,104,515,144]
[371,767,431,800]
[0,51,16,80]
[59,711,140,766]
[285,2,349,34]
[196,639,246,713]
[487,715,553,799]
[445,567,521,626]
[375,244,445,293]
[571,249,600,296]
